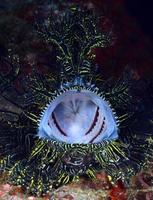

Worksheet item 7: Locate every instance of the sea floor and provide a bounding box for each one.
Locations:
[1,166,153,200]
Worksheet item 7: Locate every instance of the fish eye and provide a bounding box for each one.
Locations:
[38,88,118,144]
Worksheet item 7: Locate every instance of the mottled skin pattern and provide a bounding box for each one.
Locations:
[0,8,153,197]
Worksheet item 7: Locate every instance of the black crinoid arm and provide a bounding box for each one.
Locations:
[0,7,153,196]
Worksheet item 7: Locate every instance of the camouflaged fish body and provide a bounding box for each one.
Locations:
[0,8,153,196]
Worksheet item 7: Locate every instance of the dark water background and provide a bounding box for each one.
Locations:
[126,0,153,44]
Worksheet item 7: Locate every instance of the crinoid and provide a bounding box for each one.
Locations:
[0,7,153,196]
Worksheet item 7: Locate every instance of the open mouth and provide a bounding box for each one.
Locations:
[38,88,118,144]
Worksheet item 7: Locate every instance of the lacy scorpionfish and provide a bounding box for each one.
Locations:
[0,8,153,196]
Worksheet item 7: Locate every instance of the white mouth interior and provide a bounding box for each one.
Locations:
[38,89,118,144]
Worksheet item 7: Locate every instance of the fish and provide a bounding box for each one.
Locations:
[0,7,153,196]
